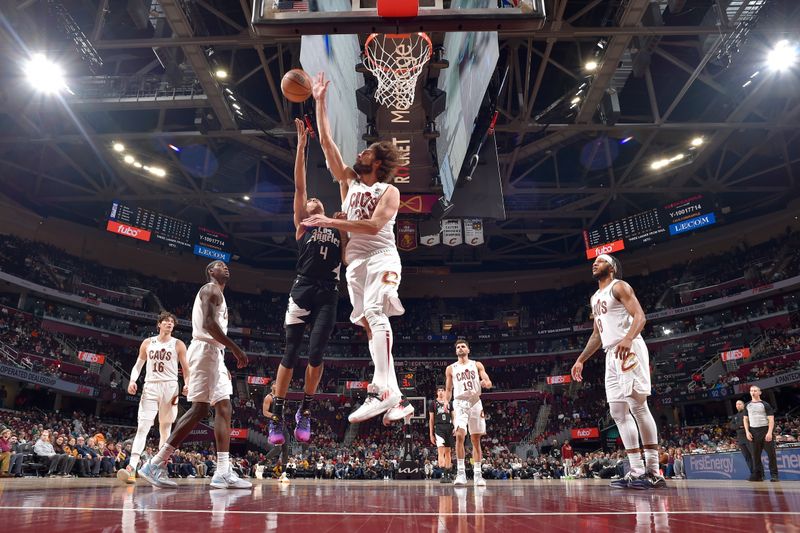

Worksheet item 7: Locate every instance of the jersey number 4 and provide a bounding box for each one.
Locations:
[319,246,329,261]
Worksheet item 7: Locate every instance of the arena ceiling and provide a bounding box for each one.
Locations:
[0,0,798,271]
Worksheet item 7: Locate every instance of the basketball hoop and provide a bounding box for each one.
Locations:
[363,32,432,111]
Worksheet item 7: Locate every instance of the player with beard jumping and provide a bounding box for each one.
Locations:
[570,254,667,490]
[303,72,413,425]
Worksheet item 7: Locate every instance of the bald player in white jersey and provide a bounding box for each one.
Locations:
[446,339,492,487]
[303,71,413,425]
[119,311,188,484]
[139,260,251,490]
[571,254,666,490]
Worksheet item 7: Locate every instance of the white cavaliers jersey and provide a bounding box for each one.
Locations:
[590,279,643,350]
[342,179,396,262]
[451,360,481,401]
[144,336,179,383]
[191,283,228,348]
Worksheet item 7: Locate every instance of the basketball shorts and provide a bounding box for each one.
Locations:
[186,340,233,406]
[285,276,339,326]
[453,398,486,435]
[346,249,405,326]
[604,338,651,402]
[138,381,179,424]
[435,425,455,448]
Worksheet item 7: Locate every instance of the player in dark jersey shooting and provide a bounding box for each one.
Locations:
[268,118,347,446]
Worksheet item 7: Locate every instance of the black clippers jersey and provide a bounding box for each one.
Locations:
[431,400,452,427]
[297,227,342,282]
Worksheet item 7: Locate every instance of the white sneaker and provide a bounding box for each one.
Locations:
[138,461,177,488]
[278,472,290,483]
[348,385,400,423]
[210,469,252,489]
[474,473,486,487]
[382,397,415,425]
[453,471,467,486]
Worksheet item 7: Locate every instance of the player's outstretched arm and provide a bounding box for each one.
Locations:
[302,184,399,235]
[293,118,309,236]
[176,340,189,396]
[612,281,647,360]
[571,320,601,382]
[476,362,492,389]
[332,211,349,265]
[200,284,248,369]
[262,394,273,417]
[127,339,149,395]
[312,72,357,186]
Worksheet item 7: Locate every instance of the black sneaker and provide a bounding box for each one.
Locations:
[770,476,779,482]
[610,472,637,489]
[646,472,668,489]
[627,473,654,490]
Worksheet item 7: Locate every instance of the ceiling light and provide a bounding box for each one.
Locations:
[167,144,181,152]
[24,54,67,93]
[148,166,166,177]
[243,195,250,201]
[669,153,685,162]
[742,80,752,88]
[650,159,668,170]
[620,136,634,144]
[570,97,580,105]
[112,142,125,152]
[767,40,797,71]
[232,103,241,110]
[133,162,142,168]
[585,60,598,71]
[690,137,704,147]
[215,69,228,79]
[123,155,135,164]
[225,88,233,95]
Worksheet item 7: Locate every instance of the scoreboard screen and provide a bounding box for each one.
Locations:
[107,201,232,262]
[585,195,716,259]
[400,372,416,390]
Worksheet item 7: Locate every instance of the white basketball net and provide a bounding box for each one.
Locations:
[363,33,432,111]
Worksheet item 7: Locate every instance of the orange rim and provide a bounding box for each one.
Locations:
[363,32,432,74]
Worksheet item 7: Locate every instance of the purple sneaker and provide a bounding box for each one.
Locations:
[268,416,285,445]
[294,408,312,442]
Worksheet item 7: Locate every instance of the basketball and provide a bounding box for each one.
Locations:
[281,69,313,103]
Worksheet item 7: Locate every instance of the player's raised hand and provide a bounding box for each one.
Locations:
[127,382,137,395]
[232,344,249,368]
[571,361,584,382]
[332,211,347,220]
[312,71,330,102]
[481,378,492,389]
[295,118,307,148]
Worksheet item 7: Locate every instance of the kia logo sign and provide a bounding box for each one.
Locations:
[397,467,420,474]
[586,239,625,260]
[106,220,152,242]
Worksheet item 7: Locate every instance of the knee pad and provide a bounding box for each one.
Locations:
[281,323,305,368]
[364,308,390,333]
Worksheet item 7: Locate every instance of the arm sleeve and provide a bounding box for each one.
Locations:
[129,358,145,383]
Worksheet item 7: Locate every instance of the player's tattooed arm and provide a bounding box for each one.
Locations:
[200,284,248,368]
[612,281,647,360]
[572,320,601,382]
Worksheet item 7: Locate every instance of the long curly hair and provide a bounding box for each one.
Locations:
[369,141,402,183]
